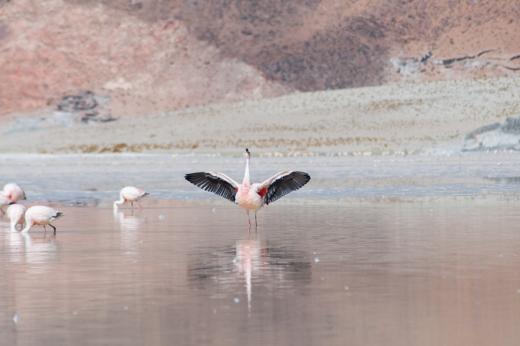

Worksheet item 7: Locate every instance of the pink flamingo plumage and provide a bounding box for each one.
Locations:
[3,183,26,203]
[21,206,63,235]
[185,148,310,228]
[113,186,149,211]
[0,183,26,214]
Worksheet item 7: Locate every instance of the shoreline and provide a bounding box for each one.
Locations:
[1,152,520,205]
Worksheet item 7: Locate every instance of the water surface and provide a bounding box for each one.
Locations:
[2,201,520,345]
[2,152,520,203]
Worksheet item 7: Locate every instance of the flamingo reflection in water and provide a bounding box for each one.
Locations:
[114,210,146,255]
[234,233,269,312]
[7,232,58,271]
[188,231,311,313]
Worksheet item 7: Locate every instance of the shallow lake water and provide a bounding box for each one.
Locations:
[2,153,520,345]
[1,201,520,346]
[1,152,520,203]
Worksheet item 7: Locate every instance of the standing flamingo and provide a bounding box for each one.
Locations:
[3,183,27,202]
[0,193,11,214]
[6,204,26,232]
[185,148,310,227]
[21,206,63,235]
[113,186,149,210]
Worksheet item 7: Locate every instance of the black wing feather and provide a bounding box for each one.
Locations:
[265,171,310,205]
[185,172,237,202]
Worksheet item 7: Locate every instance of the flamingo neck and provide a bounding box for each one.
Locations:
[243,156,251,185]
[21,223,31,233]
[113,198,124,209]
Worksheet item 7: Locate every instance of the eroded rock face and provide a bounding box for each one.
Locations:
[59,1,520,89]
[250,17,388,90]
[160,0,520,88]
[57,91,115,123]
[57,91,98,113]
[168,1,389,90]
[464,116,520,151]
[60,0,390,90]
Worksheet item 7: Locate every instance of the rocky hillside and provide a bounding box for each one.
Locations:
[1,0,519,117]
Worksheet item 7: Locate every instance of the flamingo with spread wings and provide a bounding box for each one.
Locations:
[185,148,310,228]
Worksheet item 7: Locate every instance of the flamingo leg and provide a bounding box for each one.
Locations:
[247,210,251,231]
[131,201,134,210]
[254,212,258,230]
[49,224,57,236]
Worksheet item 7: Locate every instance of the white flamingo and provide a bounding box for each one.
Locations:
[185,148,310,227]
[113,186,149,210]
[6,204,26,232]
[0,193,11,214]
[2,183,26,202]
[0,183,26,214]
[21,206,63,235]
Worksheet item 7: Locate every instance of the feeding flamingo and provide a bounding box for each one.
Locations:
[3,183,27,203]
[21,206,63,235]
[113,186,149,210]
[0,183,25,214]
[185,148,310,227]
[6,204,26,232]
[0,193,11,214]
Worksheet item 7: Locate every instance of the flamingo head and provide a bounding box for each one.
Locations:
[245,148,250,159]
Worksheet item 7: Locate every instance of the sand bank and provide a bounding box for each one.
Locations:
[1,77,519,154]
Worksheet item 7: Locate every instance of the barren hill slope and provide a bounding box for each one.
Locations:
[1,0,519,117]
[0,0,288,116]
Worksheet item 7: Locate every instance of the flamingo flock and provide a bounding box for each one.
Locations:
[1,183,63,235]
[2,148,310,234]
